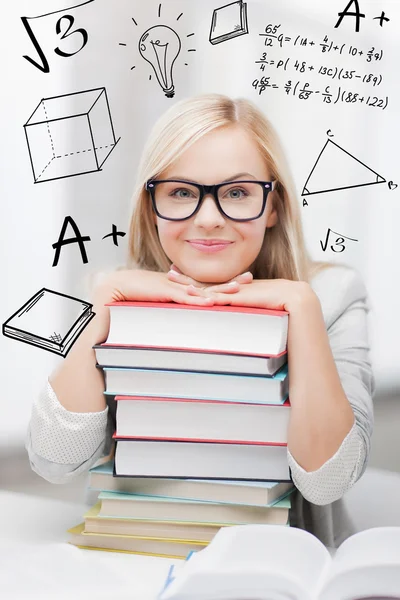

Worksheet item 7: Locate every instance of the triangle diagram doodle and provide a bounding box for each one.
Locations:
[302,139,386,196]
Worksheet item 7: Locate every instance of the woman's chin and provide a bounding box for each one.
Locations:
[190,272,235,285]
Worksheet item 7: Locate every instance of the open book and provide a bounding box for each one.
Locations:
[158,524,400,600]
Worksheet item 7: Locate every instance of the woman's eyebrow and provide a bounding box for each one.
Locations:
[166,172,258,182]
[222,172,257,182]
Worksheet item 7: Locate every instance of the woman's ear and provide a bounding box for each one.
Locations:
[266,194,278,228]
[266,210,278,228]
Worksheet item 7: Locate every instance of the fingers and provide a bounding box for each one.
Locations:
[234,271,253,284]
[169,263,182,274]
[167,269,204,288]
[186,285,233,305]
[173,287,215,306]
[201,281,240,294]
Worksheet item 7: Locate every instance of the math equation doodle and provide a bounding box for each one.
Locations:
[119,3,196,98]
[2,288,95,357]
[251,21,389,111]
[320,228,358,253]
[24,87,120,184]
[302,139,386,196]
[209,1,249,45]
[21,0,93,73]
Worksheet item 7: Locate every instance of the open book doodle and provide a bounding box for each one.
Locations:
[2,288,95,357]
[158,524,400,600]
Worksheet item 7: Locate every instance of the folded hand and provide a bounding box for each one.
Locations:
[167,264,254,298]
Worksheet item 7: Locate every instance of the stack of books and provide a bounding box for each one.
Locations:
[67,301,295,558]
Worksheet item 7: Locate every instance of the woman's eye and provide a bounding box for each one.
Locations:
[173,188,193,197]
[227,188,246,198]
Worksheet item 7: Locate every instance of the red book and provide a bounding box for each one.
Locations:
[104,301,289,356]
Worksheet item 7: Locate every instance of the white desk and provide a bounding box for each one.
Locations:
[3,466,400,599]
[0,490,176,600]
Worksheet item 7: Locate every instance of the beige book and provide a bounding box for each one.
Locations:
[67,522,208,559]
[97,491,290,525]
[84,502,232,542]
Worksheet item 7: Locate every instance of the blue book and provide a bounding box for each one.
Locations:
[102,362,289,405]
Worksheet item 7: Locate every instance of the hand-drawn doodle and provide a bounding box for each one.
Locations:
[24,87,120,183]
[138,25,181,98]
[102,224,126,246]
[209,0,248,45]
[335,0,365,32]
[320,228,358,252]
[52,216,91,266]
[2,289,95,357]
[302,139,386,196]
[120,4,195,98]
[334,1,391,31]
[21,0,93,73]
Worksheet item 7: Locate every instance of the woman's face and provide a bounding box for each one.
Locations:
[154,124,278,284]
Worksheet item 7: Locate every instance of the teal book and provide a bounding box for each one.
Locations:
[102,362,289,405]
[89,460,294,508]
[96,490,291,526]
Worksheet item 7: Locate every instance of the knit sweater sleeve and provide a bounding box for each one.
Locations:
[286,267,375,505]
[25,380,112,484]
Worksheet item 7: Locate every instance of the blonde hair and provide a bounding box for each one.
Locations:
[127,93,342,283]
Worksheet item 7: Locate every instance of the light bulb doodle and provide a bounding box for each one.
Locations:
[138,26,181,98]
[118,3,196,98]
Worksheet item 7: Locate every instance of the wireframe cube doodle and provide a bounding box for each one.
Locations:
[24,87,120,183]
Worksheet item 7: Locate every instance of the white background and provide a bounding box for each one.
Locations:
[1,0,399,444]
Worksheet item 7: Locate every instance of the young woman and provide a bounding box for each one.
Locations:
[26,93,375,548]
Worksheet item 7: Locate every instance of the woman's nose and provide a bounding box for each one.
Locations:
[193,194,226,226]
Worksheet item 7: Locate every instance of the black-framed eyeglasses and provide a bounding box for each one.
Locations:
[145,179,276,222]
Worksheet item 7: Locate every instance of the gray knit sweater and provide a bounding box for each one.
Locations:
[25,265,375,548]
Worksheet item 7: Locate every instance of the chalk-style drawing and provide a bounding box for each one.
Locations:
[24,87,120,183]
[302,139,386,196]
[21,1,93,73]
[119,5,196,97]
[138,25,181,98]
[209,0,248,45]
[320,228,358,252]
[2,288,95,357]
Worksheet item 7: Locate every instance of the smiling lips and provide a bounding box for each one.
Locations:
[186,239,233,253]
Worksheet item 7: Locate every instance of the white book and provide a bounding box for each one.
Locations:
[114,439,290,481]
[115,396,291,444]
[94,344,287,377]
[158,524,400,600]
